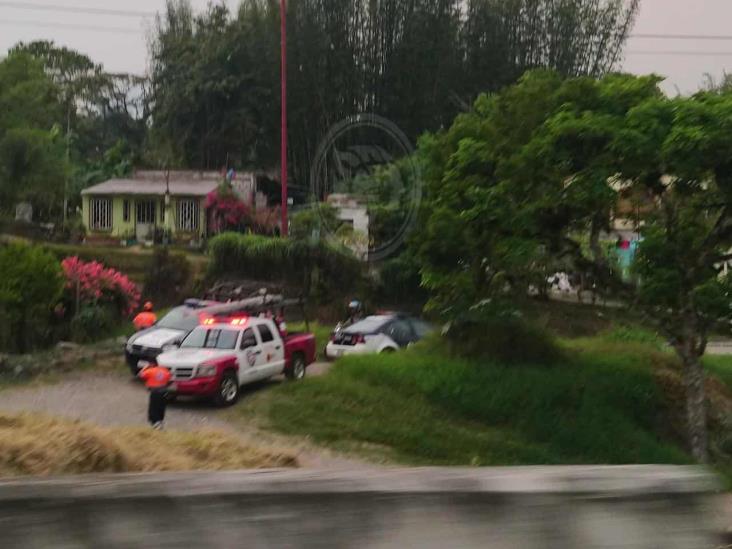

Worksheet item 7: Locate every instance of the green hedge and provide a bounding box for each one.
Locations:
[208,233,365,302]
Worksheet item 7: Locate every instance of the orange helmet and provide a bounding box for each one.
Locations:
[143,301,154,312]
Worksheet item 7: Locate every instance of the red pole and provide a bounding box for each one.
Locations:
[280,0,289,237]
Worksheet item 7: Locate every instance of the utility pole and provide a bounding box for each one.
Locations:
[280,0,289,237]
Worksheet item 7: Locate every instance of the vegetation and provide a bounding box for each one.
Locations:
[0,243,64,353]
[0,52,68,220]
[289,321,331,353]
[208,233,364,306]
[143,248,193,307]
[149,0,638,183]
[413,69,732,461]
[0,412,296,476]
[238,336,692,466]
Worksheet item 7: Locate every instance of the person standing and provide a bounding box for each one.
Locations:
[133,302,157,331]
[139,362,173,430]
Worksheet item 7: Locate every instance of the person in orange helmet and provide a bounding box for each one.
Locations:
[139,362,173,429]
[133,301,157,331]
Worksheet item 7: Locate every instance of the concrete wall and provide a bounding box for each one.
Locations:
[0,467,720,549]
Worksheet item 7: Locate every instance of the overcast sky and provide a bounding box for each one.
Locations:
[0,0,730,95]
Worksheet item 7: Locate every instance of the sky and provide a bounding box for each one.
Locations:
[0,0,730,95]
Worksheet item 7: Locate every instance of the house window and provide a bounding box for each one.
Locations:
[89,198,112,231]
[136,201,156,224]
[123,200,130,222]
[160,200,166,223]
[177,199,199,232]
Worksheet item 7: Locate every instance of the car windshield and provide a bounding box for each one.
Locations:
[181,328,239,350]
[156,307,201,331]
[344,316,391,334]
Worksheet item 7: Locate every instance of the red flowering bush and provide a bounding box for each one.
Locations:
[206,183,251,233]
[61,257,141,317]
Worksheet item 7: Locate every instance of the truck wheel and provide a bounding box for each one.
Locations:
[286,354,306,381]
[214,372,240,407]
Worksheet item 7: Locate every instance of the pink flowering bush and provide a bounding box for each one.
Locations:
[61,256,141,317]
[206,184,251,233]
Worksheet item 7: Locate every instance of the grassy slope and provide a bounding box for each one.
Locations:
[236,336,691,466]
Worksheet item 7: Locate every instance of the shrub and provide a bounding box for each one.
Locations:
[207,233,365,303]
[61,256,141,317]
[443,301,563,365]
[206,183,251,233]
[0,243,64,352]
[69,305,116,343]
[374,251,426,307]
[143,248,192,307]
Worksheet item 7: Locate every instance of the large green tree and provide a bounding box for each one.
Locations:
[0,52,68,219]
[415,70,732,462]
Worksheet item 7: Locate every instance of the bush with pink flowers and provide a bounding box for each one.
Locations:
[206,182,251,233]
[61,256,141,317]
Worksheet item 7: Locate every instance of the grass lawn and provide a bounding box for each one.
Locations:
[288,321,333,357]
[234,336,694,467]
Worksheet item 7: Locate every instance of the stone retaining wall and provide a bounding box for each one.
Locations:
[0,466,720,548]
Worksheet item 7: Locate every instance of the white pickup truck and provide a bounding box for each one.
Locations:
[156,314,316,406]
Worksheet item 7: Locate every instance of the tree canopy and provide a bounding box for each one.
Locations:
[414,69,732,461]
[149,0,639,184]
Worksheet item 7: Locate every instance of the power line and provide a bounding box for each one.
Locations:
[626,50,732,56]
[0,18,143,34]
[0,1,156,18]
[630,33,732,41]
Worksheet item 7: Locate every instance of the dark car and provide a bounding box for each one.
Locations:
[124,299,219,375]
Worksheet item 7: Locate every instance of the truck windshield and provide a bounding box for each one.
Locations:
[157,307,201,331]
[181,328,238,350]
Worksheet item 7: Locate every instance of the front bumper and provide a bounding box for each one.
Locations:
[125,348,162,372]
[171,377,219,397]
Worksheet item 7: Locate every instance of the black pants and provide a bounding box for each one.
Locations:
[148,389,167,425]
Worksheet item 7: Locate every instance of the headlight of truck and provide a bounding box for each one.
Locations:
[196,365,217,378]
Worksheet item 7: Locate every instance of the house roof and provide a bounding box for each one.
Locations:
[81,172,221,197]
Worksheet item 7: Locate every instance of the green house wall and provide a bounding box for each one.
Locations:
[82,195,208,241]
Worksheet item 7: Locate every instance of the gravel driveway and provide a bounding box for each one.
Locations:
[0,361,364,469]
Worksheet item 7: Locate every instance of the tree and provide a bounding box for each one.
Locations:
[415,70,732,462]
[148,0,639,186]
[0,52,68,219]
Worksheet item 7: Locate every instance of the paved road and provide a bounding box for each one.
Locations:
[0,361,362,469]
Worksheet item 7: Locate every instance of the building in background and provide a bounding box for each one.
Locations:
[81,171,259,245]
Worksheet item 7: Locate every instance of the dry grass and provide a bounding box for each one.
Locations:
[0,412,297,477]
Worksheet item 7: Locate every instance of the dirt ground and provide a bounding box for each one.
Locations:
[0,361,368,470]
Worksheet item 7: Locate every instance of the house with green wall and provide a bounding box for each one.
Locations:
[81,171,252,244]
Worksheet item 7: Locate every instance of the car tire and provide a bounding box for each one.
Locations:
[214,371,240,407]
[286,353,307,381]
[380,347,396,354]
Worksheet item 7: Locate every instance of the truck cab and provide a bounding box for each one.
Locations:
[157,314,316,406]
